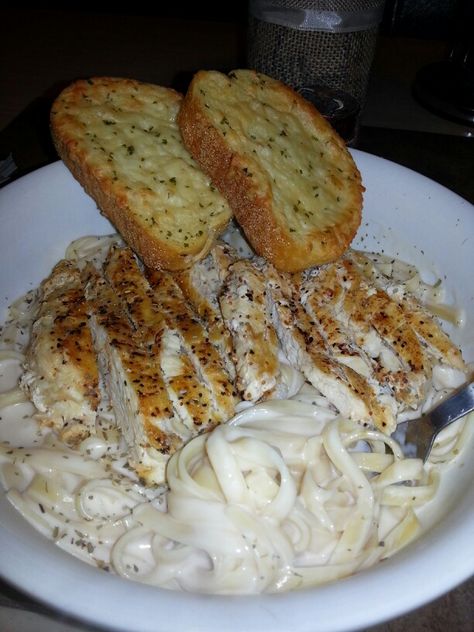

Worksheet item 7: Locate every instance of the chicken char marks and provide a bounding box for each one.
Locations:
[96,245,237,483]
[21,260,100,444]
[85,265,186,485]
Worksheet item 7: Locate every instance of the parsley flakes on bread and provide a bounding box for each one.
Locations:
[51,77,233,271]
[178,69,363,272]
[51,72,362,273]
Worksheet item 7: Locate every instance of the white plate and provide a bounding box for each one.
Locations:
[0,152,473,632]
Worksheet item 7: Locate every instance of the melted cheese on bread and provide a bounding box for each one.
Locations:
[51,77,232,270]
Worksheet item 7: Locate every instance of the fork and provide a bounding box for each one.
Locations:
[404,380,474,461]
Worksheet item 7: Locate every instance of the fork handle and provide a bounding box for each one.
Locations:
[430,381,474,432]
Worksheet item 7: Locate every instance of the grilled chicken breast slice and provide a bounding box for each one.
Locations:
[219,259,281,402]
[103,246,157,336]
[349,250,466,372]
[103,245,233,433]
[146,266,237,423]
[300,272,398,422]
[85,268,188,485]
[20,260,99,444]
[305,258,434,410]
[174,242,237,379]
[265,264,397,432]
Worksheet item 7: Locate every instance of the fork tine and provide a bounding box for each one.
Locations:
[405,415,435,462]
[404,381,474,462]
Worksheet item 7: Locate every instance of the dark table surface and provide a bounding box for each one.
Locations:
[0,8,473,632]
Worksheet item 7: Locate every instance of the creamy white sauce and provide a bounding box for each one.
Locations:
[0,236,472,595]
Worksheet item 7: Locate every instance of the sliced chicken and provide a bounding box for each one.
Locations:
[20,260,99,444]
[349,250,466,372]
[305,257,435,410]
[146,265,237,424]
[401,296,467,375]
[300,278,374,378]
[103,245,234,433]
[102,245,161,345]
[173,242,236,379]
[218,259,281,402]
[265,264,397,433]
[85,267,188,485]
[21,232,467,479]
[300,271,399,424]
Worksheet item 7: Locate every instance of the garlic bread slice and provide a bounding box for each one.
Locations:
[178,69,363,272]
[51,77,232,271]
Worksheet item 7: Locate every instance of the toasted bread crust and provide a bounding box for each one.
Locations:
[178,70,363,272]
[51,77,232,271]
